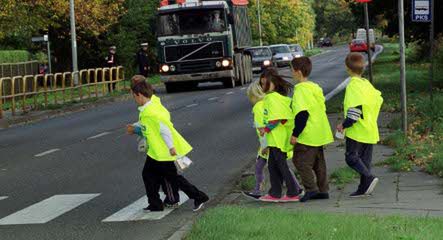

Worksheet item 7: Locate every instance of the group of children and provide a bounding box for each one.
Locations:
[125,52,383,213]
[244,52,383,202]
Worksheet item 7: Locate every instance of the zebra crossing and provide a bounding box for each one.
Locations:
[0,192,189,226]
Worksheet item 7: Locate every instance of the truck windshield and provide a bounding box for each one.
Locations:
[158,9,227,36]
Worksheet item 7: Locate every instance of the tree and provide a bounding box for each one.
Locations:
[313,0,356,40]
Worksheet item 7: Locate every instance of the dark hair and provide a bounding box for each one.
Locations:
[291,57,312,77]
[131,77,153,98]
[260,67,292,96]
[345,53,365,75]
[131,75,146,88]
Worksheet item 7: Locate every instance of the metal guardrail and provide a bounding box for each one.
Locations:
[0,66,125,119]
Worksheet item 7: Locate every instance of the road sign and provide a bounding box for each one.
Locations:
[31,36,47,42]
[412,0,431,22]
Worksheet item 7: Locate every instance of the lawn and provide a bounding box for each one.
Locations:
[187,206,443,240]
[329,166,359,189]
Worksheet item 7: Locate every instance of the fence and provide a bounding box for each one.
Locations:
[0,66,125,119]
[0,61,39,78]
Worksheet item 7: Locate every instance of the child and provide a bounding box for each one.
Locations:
[127,76,180,208]
[336,53,383,197]
[128,75,209,211]
[290,57,333,202]
[259,68,302,202]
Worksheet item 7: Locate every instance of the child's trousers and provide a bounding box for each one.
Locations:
[267,147,299,198]
[293,143,329,193]
[345,137,374,189]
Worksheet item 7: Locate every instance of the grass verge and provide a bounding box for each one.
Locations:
[305,48,323,57]
[329,166,359,189]
[186,206,443,240]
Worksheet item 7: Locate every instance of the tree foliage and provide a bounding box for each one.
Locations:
[313,0,356,40]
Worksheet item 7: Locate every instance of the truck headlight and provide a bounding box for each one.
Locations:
[283,56,289,61]
[294,54,301,58]
[263,60,271,66]
[161,65,169,72]
[216,61,222,68]
[170,65,176,72]
[222,59,230,67]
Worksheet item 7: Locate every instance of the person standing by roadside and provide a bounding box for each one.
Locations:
[336,53,383,197]
[136,43,151,77]
[105,46,117,92]
[290,57,333,202]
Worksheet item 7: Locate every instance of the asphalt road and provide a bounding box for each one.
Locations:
[0,45,351,240]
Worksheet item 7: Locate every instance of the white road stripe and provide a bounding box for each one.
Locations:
[102,191,189,222]
[186,103,198,108]
[0,196,8,201]
[208,97,218,101]
[34,148,60,157]
[87,132,111,140]
[240,87,246,90]
[0,194,100,225]
[226,91,234,95]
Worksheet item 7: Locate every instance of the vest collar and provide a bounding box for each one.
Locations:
[138,99,152,112]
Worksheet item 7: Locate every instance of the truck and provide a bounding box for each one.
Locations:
[356,28,376,51]
[156,0,253,93]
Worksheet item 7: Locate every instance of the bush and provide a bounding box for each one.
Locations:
[0,50,31,63]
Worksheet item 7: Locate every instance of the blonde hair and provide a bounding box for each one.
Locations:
[247,80,265,105]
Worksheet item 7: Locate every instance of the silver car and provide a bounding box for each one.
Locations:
[289,44,304,58]
[269,44,293,67]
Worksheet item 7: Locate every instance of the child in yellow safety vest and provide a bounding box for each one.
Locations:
[127,75,209,212]
[336,53,383,197]
[258,68,302,202]
[290,57,334,202]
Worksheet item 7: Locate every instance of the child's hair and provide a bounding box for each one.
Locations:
[260,68,292,96]
[131,76,153,98]
[247,80,265,104]
[345,53,365,75]
[291,57,312,77]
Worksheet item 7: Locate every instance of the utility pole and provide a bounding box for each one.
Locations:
[363,3,373,83]
[45,35,52,74]
[257,0,263,46]
[429,0,434,102]
[69,0,79,85]
[398,0,408,135]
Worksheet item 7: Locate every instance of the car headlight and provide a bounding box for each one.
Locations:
[294,54,301,58]
[161,65,170,72]
[170,65,176,72]
[263,60,271,66]
[216,61,222,68]
[283,56,289,61]
[222,59,230,67]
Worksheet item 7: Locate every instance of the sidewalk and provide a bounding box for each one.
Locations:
[225,112,443,217]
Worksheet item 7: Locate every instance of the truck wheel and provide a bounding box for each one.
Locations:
[235,54,244,86]
[223,77,235,88]
[165,82,177,93]
[245,55,253,83]
[234,54,241,83]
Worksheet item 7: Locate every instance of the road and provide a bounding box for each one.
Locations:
[0,45,351,240]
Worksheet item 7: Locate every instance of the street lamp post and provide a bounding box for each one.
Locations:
[257,0,263,46]
[69,0,79,85]
[398,0,408,135]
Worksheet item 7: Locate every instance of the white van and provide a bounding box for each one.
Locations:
[356,28,375,51]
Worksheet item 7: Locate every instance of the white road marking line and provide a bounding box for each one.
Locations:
[240,87,246,90]
[87,132,111,140]
[186,103,198,108]
[102,191,189,222]
[0,194,100,225]
[0,196,8,201]
[208,97,218,101]
[226,91,234,95]
[34,148,60,157]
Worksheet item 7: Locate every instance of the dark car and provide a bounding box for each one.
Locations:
[318,37,332,47]
[246,46,273,73]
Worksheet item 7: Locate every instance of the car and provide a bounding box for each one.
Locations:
[289,44,304,58]
[245,46,274,73]
[269,44,293,67]
[356,28,376,51]
[318,37,332,47]
[349,39,368,52]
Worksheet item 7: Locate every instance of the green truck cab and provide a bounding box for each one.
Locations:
[156,0,253,93]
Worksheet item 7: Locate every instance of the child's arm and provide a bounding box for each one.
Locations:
[342,105,363,129]
[292,111,309,137]
[159,122,176,155]
[261,119,288,135]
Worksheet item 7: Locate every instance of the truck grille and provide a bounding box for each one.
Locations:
[165,42,224,62]
[178,60,214,73]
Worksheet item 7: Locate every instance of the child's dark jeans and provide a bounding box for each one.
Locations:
[345,137,374,190]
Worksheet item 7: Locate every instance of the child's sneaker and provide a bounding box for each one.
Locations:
[280,195,300,202]
[364,176,379,195]
[193,195,209,212]
[259,194,281,202]
[311,192,329,200]
[349,190,367,198]
[300,191,318,202]
[143,205,164,212]
[242,191,262,200]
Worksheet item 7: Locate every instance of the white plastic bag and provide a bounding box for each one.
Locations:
[175,156,193,171]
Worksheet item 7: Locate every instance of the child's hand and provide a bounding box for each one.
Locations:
[169,147,177,156]
[336,124,344,133]
[258,128,266,136]
[261,147,269,156]
[126,124,135,135]
[290,136,297,145]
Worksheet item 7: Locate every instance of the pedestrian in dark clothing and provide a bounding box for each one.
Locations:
[137,43,151,77]
[105,46,117,92]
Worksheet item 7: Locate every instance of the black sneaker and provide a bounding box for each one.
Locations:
[349,190,367,198]
[311,192,329,200]
[364,176,379,195]
[193,195,209,212]
[300,191,318,202]
[143,205,164,212]
[242,191,262,200]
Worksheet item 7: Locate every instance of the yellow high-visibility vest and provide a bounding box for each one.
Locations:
[139,96,192,161]
[344,76,383,144]
[252,100,268,159]
[292,81,333,147]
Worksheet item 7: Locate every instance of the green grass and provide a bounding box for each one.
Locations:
[238,175,256,191]
[329,166,359,189]
[147,75,161,85]
[186,206,443,240]
[305,48,323,57]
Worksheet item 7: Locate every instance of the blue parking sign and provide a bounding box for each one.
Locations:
[412,0,431,22]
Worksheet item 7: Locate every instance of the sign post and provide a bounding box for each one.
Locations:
[31,34,52,74]
[356,0,373,83]
[399,0,408,136]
